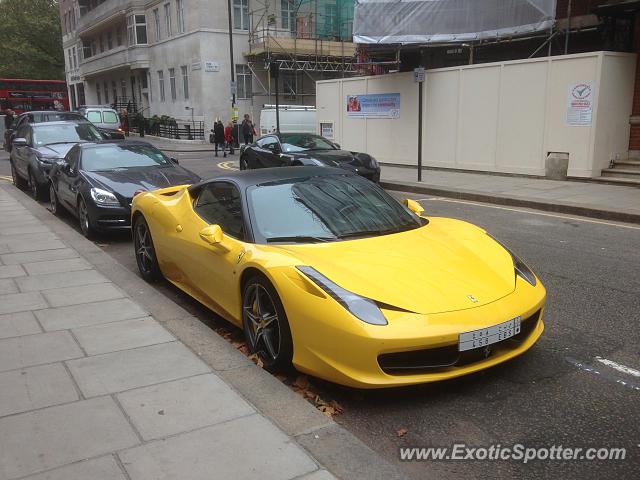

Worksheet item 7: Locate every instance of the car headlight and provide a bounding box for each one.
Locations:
[90,187,120,206]
[487,234,537,286]
[297,266,388,325]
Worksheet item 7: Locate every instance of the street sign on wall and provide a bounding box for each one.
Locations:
[204,61,220,72]
[414,67,425,83]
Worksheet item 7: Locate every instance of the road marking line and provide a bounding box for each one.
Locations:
[565,357,640,392]
[416,197,640,230]
[595,357,640,378]
[218,161,239,171]
[0,175,12,182]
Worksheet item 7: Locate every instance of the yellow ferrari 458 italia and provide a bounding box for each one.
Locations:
[131,167,545,388]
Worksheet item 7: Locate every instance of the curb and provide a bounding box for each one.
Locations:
[381,180,640,225]
[1,182,406,480]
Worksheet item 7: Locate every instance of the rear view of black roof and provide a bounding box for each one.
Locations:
[23,112,86,123]
[194,166,356,190]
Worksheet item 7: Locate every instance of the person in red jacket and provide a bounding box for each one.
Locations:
[224,122,234,155]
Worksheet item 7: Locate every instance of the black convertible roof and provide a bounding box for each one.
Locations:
[192,166,355,191]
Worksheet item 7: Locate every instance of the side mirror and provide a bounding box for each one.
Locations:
[199,225,223,245]
[170,157,179,164]
[271,144,282,154]
[12,137,27,147]
[403,199,425,216]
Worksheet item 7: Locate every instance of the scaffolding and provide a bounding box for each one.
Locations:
[246,0,361,102]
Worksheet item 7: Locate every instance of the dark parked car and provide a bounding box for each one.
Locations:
[4,111,90,152]
[10,120,104,200]
[49,140,201,238]
[239,133,381,182]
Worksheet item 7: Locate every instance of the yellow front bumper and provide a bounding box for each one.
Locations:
[276,270,546,389]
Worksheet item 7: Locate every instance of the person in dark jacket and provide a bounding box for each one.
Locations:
[241,114,255,145]
[214,120,226,158]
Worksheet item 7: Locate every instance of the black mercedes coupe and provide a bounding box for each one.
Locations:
[239,133,381,182]
[49,140,200,238]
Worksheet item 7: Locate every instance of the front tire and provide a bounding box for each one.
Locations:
[242,275,293,371]
[28,170,46,201]
[11,162,27,189]
[133,215,163,282]
[49,183,60,216]
[77,196,95,239]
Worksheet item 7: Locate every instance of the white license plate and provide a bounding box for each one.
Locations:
[458,316,522,352]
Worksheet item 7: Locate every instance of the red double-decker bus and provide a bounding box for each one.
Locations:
[0,78,69,114]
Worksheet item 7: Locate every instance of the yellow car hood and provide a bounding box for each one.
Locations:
[275,218,516,315]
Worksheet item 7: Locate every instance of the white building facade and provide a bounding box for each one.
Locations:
[59,0,267,133]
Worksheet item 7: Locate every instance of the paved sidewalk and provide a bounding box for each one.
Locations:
[0,187,338,479]
[381,166,640,223]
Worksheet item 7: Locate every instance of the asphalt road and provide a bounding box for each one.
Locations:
[1,148,639,479]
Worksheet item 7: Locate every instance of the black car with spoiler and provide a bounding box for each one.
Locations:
[239,133,381,183]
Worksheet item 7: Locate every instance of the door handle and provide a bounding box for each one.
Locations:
[176,225,183,232]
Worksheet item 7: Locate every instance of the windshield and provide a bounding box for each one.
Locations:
[280,134,337,153]
[32,123,103,146]
[82,144,171,171]
[248,175,423,243]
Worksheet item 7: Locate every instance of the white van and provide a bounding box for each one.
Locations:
[259,105,316,135]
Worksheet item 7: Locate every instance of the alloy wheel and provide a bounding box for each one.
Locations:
[28,171,38,200]
[243,283,282,363]
[49,184,58,215]
[78,198,91,237]
[134,220,155,275]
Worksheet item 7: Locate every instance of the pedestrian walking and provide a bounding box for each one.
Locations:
[241,114,255,145]
[4,109,15,130]
[224,122,234,155]
[214,119,226,157]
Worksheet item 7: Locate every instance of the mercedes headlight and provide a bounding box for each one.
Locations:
[90,187,120,206]
[297,266,388,325]
[488,234,537,286]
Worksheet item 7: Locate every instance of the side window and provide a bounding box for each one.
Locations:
[257,136,279,151]
[194,183,245,240]
[66,146,80,171]
[16,125,29,140]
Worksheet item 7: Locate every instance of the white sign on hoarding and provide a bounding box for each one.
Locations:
[414,67,425,83]
[566,82,594,126]
[320,122,334,139]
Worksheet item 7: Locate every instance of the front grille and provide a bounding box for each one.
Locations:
[378,309,541,375]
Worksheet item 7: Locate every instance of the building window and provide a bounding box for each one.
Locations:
[164,3,172,37]
[158,70,165,102]
[112,81,117,103]
[236,64,252,99]
[67,50,73,71]
[107,31,113,49]
[99,35,104,53]
[103,82,109,104]
[233,0,249,30]
[169,68,176,101]
[127,15,147,45]
[281,0,295,31]
[72,47,77,68]
[96,82,102,104]
[121,79,127,99]
[283,73,298,100]
[116,27,122,46]
[176,0,185,33]
[153,8,161,41]
[181,65,189,100]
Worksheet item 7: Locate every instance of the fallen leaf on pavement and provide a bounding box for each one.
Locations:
[397,428,408,437]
